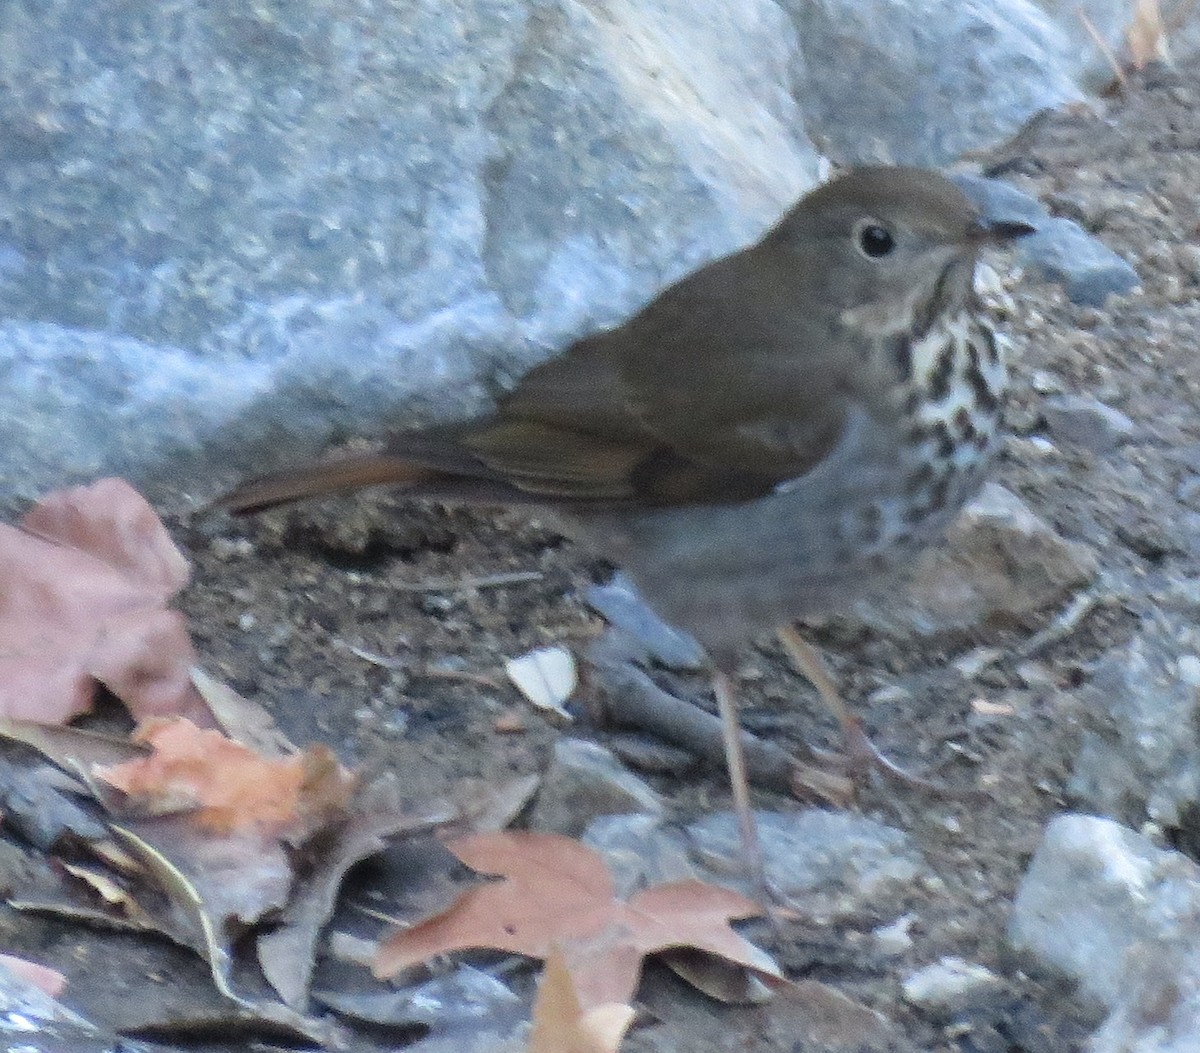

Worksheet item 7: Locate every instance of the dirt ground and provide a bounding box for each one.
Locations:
[5,61,1199,1053]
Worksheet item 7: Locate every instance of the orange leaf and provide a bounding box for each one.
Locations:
[96,717,355,837]
[374,831,775,997]
[0,479,209,724]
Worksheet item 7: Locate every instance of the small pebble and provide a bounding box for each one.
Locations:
[902,957,1003,1014]
[873,914,914,956]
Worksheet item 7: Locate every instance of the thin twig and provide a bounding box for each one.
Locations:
[1077,4,1129,89]
[419,665,504,690]
[387,570,543,593]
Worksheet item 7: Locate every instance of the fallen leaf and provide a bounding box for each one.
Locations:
[375,831,779,1003]
[1127,0,1168,68]
[257,775,454,1008]
[0,953,67,998]
[95,717,355,838]
[451,773,541,834]
[0,479,210,725]
[109,820,293,999]
[527,943,636,1053]
[189,668,296,758]
[505,647,576,719]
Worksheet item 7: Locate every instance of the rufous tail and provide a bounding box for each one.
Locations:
[210,453,432,515]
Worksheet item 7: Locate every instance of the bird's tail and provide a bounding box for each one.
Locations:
[210,452,434,515]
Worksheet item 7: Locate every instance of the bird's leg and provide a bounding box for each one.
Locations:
[776,625,938,791]
[711,671,790,920]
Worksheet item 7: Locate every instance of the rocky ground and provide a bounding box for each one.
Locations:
[4,62,1200,1053]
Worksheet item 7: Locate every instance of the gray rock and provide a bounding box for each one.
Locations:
[901,957,1004,1015]
[528,738,664,838]
[1068,613,1200,830]
[952,173,1051,230]
[946,175,1141,310]
[953,178,1140,307]
[783,0,1081,164]
[313,965,525,1050]
[688,809,925,917]
[586,572,707,671]
[872,914,916,956]
[1017,217,1141,306]
[1088,953,1200,1053]
[1042,395,1138,452]
[583,813,699,898]
[1009,814,1200,1049]
[847,483,1098,639]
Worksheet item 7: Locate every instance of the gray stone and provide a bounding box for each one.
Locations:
[688,809,925,917]
[1088,953,1200,1053]
[1042,395,1138,452]
[847,483,1098,639]
[1009,814,1200,1049]
[952,175,1143,310]
[952,174,1051,230]
[1017,217,1141,306]
[586,572,707,671]
[0,956,134,1052]
[901,957,1004,1015]
[872,914,915,956]
[583,813,698,898]
[528,738,664,838]
[1068,613,1200,830]
[782,0,1081,165]
[313,965,525,1050]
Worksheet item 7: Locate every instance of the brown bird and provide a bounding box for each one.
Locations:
[215,166,1034,902]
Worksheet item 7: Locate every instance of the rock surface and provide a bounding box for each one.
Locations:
[1068,612,1200,832]
[527,737,664,837]
[687,810,926,916]
[846,483,1098,639]
[1009,814,1200,1050]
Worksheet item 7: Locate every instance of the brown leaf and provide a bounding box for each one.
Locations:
[527,943,636,1053]
[374,831,778,1001]
[96,717,356,839]
[0,479,209,725]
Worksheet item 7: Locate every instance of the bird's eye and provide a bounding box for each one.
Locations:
[855,221,895,259]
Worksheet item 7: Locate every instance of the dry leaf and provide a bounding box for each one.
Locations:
[0,479,209,725]
[505,647,577,718]
[257,776,454,1008]
[1127,0,1168,67]
[189,668,296,758]
[527,944,636,1053]
[375,831,778,1002]
[95,717,355,838]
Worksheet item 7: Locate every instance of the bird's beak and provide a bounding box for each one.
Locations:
[968,216,1038,243]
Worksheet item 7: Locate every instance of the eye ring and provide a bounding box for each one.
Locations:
[854,219,896,259]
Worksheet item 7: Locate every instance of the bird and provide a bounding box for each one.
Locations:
[213,166,1035,903]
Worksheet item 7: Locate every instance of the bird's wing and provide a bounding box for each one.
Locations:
[459,241,853,505]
